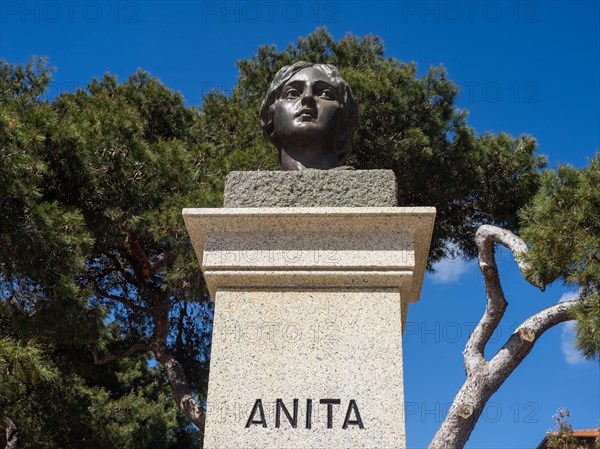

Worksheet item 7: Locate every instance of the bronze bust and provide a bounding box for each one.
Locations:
[260,61,358,170]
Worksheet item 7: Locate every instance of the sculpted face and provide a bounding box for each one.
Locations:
[260,62,357,170]
[273,67,342,151]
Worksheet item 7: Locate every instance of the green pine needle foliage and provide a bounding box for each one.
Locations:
[1,56,205,446]
[520,153,600,359]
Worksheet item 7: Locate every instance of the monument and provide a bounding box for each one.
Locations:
[183,62,435,448]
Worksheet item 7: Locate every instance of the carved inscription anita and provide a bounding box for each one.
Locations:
[245,399,365,430]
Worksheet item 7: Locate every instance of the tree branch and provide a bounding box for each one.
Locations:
[93,282,153,314]
[126,231,153,278]
[93,342,149,365]
[463,226,512,373]
[103,251,137,284]
[489,300,579,374]
[150,251,175,276]
[464,225,546,374]
[476,224,542,289]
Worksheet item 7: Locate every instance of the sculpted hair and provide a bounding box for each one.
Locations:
[259,61,358,165]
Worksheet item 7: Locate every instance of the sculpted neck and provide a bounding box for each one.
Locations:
[280,144,338,170]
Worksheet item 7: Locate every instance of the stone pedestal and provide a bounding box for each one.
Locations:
[183,203,435,448]
[223,170,398,207]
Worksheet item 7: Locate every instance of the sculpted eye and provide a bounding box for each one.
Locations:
[318,89,336,100]
[283,88,300,99]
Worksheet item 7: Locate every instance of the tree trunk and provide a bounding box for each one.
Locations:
[428,225,580,449]
[154,346,206,432]
[94,244,208,433]
[429,374,492,449]
[3,418,17,449]
[151,293,206,432]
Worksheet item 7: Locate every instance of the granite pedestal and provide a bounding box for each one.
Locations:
[183,171,435,448]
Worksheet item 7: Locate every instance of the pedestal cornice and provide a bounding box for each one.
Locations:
[182,207,435,303]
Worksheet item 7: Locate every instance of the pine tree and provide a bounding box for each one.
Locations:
[1,57,203,446]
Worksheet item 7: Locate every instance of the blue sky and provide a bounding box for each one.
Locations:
[1,1,598,447]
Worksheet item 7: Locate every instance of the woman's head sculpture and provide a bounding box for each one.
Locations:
[260,61,358,170]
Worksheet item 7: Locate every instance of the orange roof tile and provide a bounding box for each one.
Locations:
[572,429,599,437]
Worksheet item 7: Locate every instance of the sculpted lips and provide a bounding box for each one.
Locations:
[296,107,316,120]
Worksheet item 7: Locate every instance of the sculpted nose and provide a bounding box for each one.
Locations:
[300,86,315,106]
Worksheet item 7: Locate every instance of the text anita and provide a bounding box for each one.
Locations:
[245,399,365,429]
